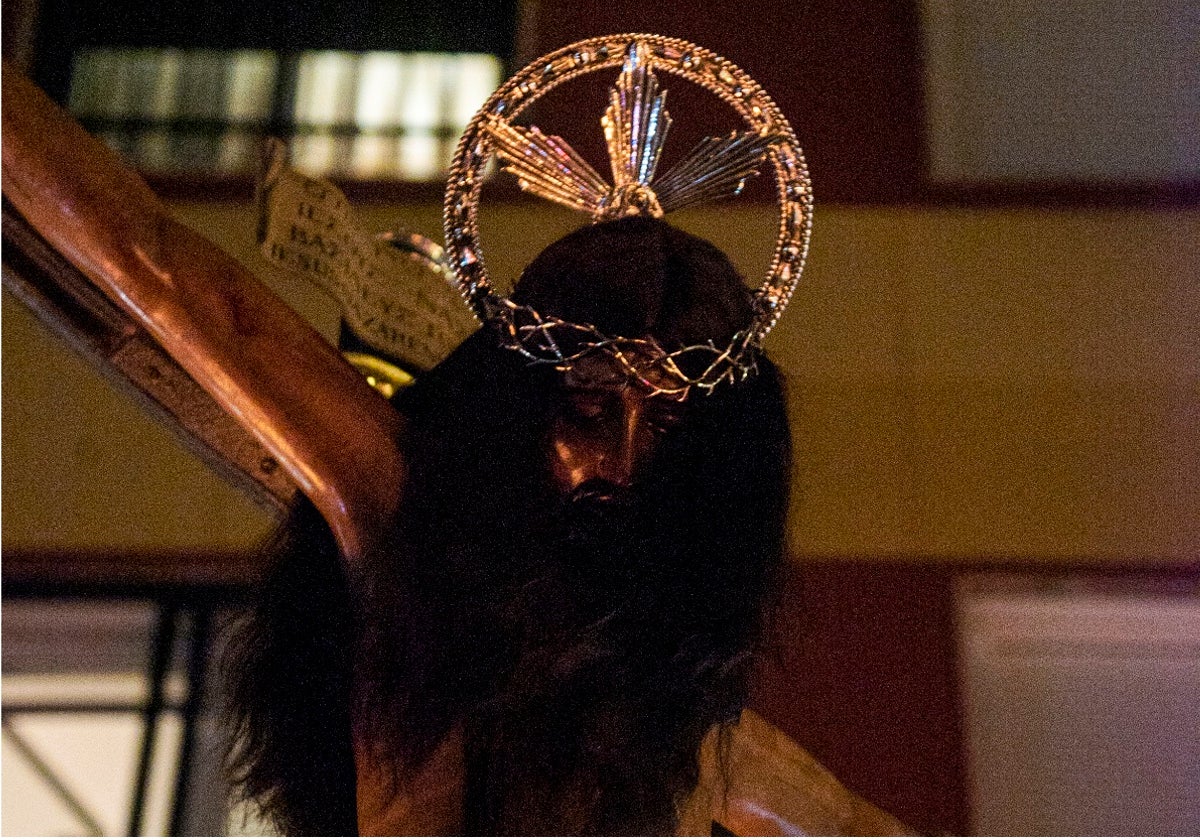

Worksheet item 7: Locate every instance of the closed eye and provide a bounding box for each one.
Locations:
[566,391,616,422]
[644,393,687,433]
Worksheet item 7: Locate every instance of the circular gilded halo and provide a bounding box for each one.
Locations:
[443,33,813,345]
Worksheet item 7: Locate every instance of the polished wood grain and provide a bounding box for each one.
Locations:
[3,201,298,516]
[1,64,404,564]
[716,710,911,836]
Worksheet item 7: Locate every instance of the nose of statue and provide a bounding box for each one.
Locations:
[604,397,646,488]
[588,388,657,492]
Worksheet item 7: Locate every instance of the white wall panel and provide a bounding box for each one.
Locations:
[958,579,1200,835]
[923,0,1200,183]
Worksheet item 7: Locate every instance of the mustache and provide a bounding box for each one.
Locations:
[554,479,639,560]
[568,478,632,508]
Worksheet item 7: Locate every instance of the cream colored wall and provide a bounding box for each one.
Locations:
[768,207,1199,563]
[2,291,276,552]
[3,200,1197,563]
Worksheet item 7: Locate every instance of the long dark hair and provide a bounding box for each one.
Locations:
[226,217,792,834]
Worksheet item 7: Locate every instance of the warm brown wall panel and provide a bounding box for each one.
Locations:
[751,562,969,835]
[524,0,926,203]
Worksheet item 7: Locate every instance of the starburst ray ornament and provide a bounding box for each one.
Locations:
[599,41,672,217]
[488,41,784,224]
[487,121,609,215]
[445,34,814,394]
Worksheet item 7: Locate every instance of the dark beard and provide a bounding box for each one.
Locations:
[351,459,760,836]
[491,477,657,647]
[451,479,722,835]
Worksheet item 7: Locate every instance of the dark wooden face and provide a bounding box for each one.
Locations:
[546,352,689,500]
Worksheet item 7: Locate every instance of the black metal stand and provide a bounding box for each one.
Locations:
[128,604,179,835]
[169,609,213,837]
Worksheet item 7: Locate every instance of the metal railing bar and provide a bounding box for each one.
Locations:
[128,604,179,836]
[169,609,213,836]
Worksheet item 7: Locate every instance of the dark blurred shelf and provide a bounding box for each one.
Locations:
[2,548,270,600]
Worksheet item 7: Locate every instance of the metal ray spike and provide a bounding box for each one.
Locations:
[487,120,610,215]
[601,40,672,190]
[653,131,781,213]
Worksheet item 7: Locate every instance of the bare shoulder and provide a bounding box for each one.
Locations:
[685,710,912,837]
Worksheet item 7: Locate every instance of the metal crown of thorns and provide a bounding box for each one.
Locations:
[444,34,813,395]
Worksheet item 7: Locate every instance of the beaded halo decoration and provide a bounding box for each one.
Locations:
[444,34,812,395]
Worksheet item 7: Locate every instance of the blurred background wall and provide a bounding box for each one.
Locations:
[3,0,1198,835]
[8,199,1198,563]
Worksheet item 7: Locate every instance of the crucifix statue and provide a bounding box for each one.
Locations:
[2,34,907,836]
